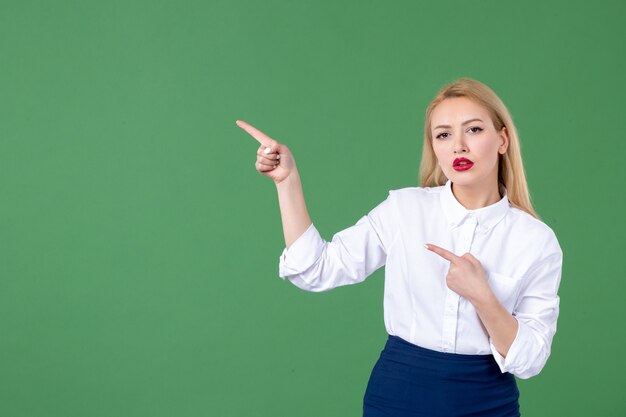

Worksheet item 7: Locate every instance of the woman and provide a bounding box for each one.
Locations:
[236,78,563,417]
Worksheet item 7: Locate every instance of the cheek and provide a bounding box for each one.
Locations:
[474,141,501,161]
[432,143,446,161]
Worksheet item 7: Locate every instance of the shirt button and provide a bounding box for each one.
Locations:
[448,304,454,311]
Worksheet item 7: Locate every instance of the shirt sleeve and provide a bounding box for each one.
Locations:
[277,190,394,292]
[489,240,563,379]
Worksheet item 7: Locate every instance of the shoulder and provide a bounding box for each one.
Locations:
[386,184,445,204]
[366,185,441,218]
[374,185,446,218]
[506,206,562,256]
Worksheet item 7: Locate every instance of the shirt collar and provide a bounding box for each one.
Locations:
[439,179,510,233]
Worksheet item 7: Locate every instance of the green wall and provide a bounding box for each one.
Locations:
[1,0,624,415]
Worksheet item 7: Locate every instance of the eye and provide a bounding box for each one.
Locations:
[434,132,449,140]
[468,126,483,134]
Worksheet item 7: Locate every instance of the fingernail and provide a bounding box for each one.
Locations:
[264,147,271,154]
[276,155,281,160]
[423,244,429,250]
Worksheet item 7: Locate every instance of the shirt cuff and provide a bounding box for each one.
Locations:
[278,223,325,279]
[489,316,524,374]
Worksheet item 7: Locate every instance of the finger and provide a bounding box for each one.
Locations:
[257,155,280,167]
[256,156,279,167]
[256,160,278,172]
[258,155,281,166]
[257,147,281,160]
[424,243,460,263]
[461,252,480,265]
[236,120,276,148]
[263,147,281,159]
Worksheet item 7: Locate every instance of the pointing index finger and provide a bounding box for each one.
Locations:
[236,120,274,148]
[424,243,460,263]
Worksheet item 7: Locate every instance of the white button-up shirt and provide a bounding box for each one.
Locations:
[278,180,563,379]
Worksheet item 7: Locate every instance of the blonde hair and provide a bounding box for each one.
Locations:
[418,77,539,219]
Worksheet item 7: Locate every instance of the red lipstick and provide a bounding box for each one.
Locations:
[453,157,474,171]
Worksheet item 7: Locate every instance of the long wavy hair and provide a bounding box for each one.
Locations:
[418,78,539,219]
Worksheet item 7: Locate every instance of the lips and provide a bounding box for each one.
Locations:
[453,157,474,171]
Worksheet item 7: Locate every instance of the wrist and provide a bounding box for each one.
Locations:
[275,169,300,188]
[470,284,498,310]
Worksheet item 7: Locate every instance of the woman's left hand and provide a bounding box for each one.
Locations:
[424,243,492,305]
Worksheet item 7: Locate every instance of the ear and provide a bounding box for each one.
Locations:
[498,126,509,154]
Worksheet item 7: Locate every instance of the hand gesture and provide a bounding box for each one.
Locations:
[424,244,492,305]
[236,120,296,184]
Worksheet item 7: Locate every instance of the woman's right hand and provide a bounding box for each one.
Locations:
[236,120,296,184]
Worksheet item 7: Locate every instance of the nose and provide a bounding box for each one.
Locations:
[453,133,468,154]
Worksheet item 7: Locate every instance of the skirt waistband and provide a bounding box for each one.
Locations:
[382,335,508,382]
[385,334,495,363]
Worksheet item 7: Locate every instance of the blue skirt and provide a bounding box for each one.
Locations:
[363,335,520,417]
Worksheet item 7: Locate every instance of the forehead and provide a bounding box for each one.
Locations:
[431,97,492,127]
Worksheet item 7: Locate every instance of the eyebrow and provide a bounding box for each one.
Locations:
[433,118,484,130]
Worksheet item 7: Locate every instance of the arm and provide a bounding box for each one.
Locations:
[235,119,390,293]
[275,169,312,249]
[471,290,519,358]
[255,130,388,291]
[278,190,394,292]
[486,250,563,379]
[236,119,312,249]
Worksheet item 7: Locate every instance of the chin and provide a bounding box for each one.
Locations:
[444,171,480,186]
[449,174,497,190]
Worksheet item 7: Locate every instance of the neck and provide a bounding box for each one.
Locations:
[451,181,502,210]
